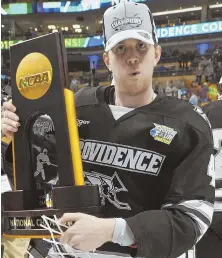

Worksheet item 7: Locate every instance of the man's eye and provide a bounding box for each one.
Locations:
[137,42,147,50]
[116,45,126,52]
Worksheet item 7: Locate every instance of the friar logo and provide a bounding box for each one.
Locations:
[84,171,131,210]
[111,14,142,31]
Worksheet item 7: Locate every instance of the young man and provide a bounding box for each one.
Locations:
[1,2,215,258]
[196,97,222,258]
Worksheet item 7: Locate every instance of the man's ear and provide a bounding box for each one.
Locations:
[154,45,162,67]
[103,52,110,71]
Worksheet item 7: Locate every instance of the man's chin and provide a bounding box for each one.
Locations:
[120,84,149,96]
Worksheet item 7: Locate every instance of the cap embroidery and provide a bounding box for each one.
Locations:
[111,15,143,31]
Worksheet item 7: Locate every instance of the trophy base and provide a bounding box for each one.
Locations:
[3,206,102,238]
[2,185,102,238]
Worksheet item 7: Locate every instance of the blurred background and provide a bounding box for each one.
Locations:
[1,0,222,106]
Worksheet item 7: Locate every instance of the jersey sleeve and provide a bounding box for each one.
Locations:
[125,125,215,258]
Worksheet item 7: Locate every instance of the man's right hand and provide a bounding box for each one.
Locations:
[1,101,20,138]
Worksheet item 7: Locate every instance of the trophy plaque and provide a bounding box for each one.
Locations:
[2,32,101,238]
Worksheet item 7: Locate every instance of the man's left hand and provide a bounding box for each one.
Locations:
[59,213,115,252]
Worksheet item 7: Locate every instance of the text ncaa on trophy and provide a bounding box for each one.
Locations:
[2,32,101,238]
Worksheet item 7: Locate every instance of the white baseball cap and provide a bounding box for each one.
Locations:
[103,1,158,52]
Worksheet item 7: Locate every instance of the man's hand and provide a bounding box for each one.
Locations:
[59,213,115,252]
[1,101,20,138]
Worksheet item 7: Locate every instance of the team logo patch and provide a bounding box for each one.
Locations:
[150,123,177,145]
[84,171,131,210]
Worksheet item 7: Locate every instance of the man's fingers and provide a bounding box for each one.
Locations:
[2,117,20,129]
[2,110,19,122]
[68,236,81,249]
[3,101,16,112]
[2,123,18,133]
[60,227,77,244]
[59,213,85,224]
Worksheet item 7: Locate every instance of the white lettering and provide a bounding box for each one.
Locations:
[82,142,91,159]
[89,142,101,161]
[96,144,106,163]
[168,27,175,37]
[136,152,152,171]
[202,24,209,32]
[36,219,42,226]
[80,140,165,175]
[147,154,163,173]
[161,28,168,37]
[102,145,116,164]
[175,26,183,36]
[191,25,197,34]
[10,219,15,227]
[112,147,127,167]
[184,25,191,35]
[155,21,222,39]
[122,149,142,169]
[157,28,161,38]
[219,21,222,31]
[210,23,218,32]
[111,17,142,29]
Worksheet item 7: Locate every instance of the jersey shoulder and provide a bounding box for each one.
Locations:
[159,96,212,139]
[202,100,222,129]
[74,86,114,107]
[202,99,222,115]
[74,86,99,107]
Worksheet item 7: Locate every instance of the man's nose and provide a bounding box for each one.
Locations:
[127,56,139,65]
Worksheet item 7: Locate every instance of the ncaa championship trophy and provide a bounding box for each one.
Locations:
[2,32,101,239]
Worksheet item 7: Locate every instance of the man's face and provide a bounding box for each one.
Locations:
[103,39,161,96]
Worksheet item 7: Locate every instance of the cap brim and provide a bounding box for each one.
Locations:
[105,30,154,52]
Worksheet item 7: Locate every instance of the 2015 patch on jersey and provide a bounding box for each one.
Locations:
[150,123,177,145]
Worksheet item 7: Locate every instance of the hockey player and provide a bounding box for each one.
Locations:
[196,97,222,258]
[1,2,215,258]
[34,149,50,180]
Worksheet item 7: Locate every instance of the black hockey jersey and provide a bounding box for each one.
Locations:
[73,86,215,258]
[5,86,215,258]
[196,99,222,258]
